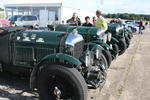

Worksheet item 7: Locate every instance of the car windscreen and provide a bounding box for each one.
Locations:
[8,15,22,21]
[22,16,37,21]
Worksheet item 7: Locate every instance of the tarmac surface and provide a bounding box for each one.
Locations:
[0,27,150,100]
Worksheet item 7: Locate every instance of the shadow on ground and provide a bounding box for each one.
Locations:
[0,72,38,100]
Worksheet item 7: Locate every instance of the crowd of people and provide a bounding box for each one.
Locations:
[66,10,108,36]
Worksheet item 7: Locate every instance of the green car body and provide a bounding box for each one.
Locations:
[0,26,108,100]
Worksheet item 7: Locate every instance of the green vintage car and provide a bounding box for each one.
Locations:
[0,27,108,100]
[55,25,121,66]
[108,23,133,55]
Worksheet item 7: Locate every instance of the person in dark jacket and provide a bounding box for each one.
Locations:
[82,16,93,27]
[66,13,81,26]
[139,20,143,34]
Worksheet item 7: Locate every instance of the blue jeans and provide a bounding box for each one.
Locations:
[139,27,143,34]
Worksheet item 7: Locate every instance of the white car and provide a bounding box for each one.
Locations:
[15,15,39,27]
[125,22,139,33]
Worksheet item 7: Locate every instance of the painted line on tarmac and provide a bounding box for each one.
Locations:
[116,35,142,99]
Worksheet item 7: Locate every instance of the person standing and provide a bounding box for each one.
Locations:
[95,10,108,36]
[139,20,143,34]
[82,16,93,27]
[92,16,97,25]
[66,13,81,26]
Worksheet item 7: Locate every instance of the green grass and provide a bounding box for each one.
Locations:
[0,13,4,19]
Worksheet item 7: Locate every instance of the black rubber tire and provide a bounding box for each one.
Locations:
[125,35,131,48]
[38,65,88,100]
[111,43,119,60]
[128,33,132,39]
[117,38,127,55]
[100,53,108,70]
[98,53,107,90]
[90,53,108,89]
[102,50,112,67]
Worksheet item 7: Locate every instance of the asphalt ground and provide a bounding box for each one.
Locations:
[0,27,150,100]
[88,27,150,100]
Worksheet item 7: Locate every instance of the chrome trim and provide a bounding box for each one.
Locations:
[65,33,84,47]
[116,26,123,33]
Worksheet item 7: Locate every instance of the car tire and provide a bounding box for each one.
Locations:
[128,33,133,39]
[111,43,119,59]
[37,65,88,100]
[91,53,108,89]
[117,38,127,55]
[125,35,131,48]
[102,50,112,67]
[97,53,107,90]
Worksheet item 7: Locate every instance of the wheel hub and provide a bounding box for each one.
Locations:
[54,86,61,99]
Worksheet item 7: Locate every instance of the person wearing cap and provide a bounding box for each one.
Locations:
[82,16,93,27]
[95,10,108,36]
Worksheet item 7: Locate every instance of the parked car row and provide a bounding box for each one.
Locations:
[8,15,39,28]
[0,23,133,100]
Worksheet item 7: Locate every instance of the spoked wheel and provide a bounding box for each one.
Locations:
[110,43,119,60]
[95,53,108,70]
[93,53,107,89]
[38,65,88,100]
[102,50,112,67]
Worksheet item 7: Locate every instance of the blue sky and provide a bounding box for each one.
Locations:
[103,0,150,14]
[0,0,150,14]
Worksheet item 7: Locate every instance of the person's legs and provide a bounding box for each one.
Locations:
[97,28,106,36]
[139,27,142,34]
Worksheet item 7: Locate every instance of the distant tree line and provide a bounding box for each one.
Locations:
[105,13,150,21]
[0,8,4,11]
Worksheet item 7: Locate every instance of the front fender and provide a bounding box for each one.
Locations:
[92,40,112,50]
[30,53,82,89]
[88,42,104,51]
[37,53,82,67]
[111,37,119,43]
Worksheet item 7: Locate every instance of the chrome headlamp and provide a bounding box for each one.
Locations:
[65,29,84,47]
